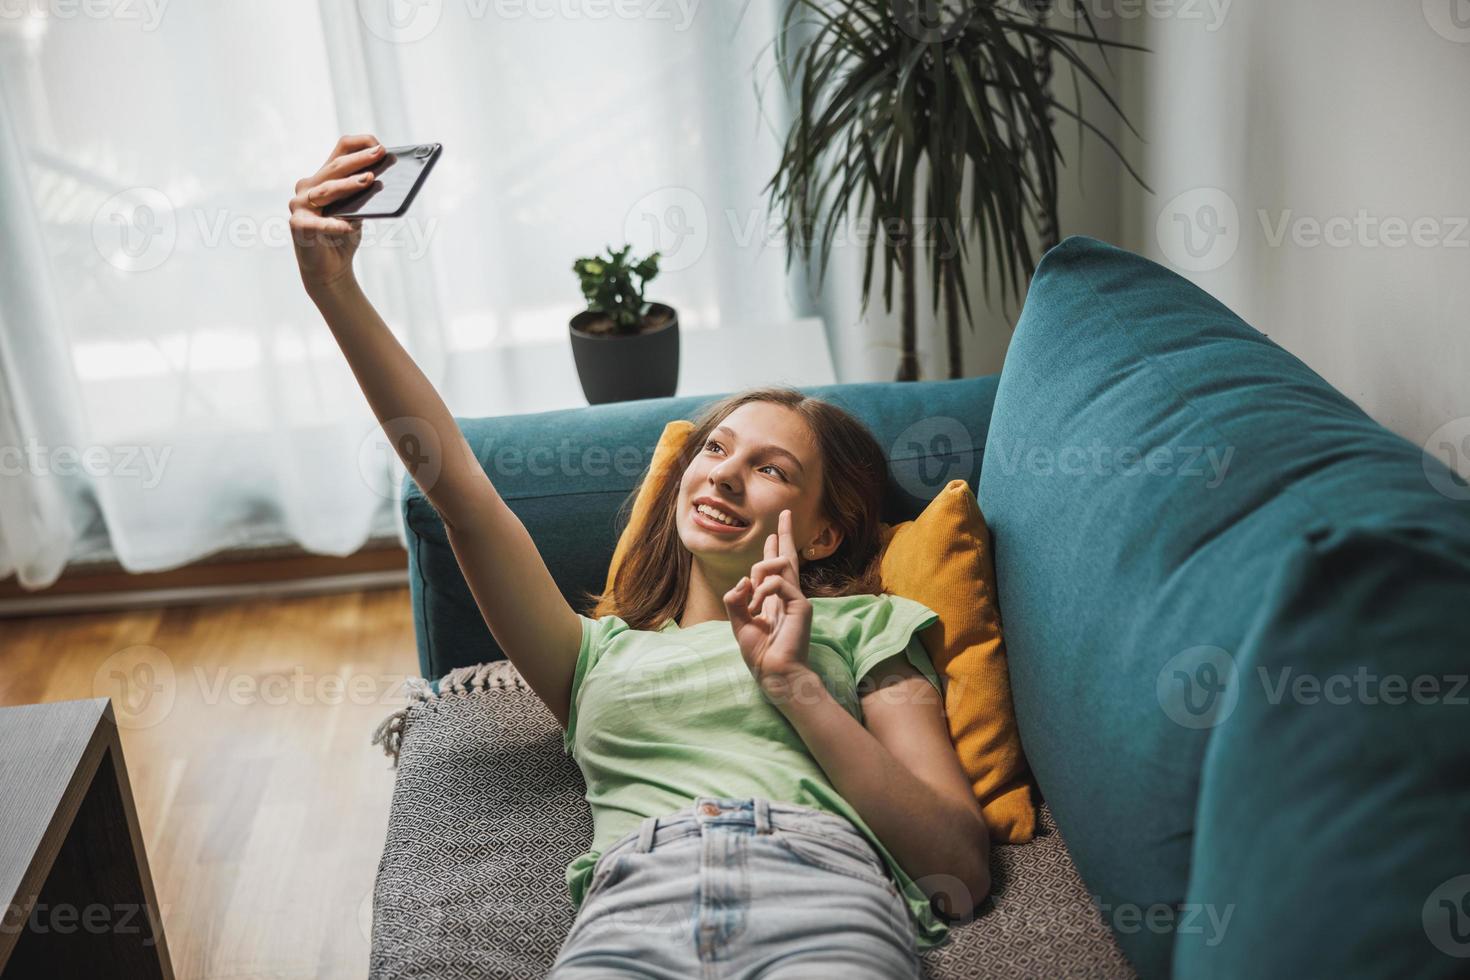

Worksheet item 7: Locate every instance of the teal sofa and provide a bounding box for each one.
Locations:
[393,237,1470,977]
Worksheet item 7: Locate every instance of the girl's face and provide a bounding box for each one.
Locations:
[676,401,836,574]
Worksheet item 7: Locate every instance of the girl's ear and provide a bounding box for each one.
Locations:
[806,522,843,560]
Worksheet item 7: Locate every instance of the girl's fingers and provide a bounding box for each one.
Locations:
[762,592,784,632]
[777,509,796,559]
[321,133,380,170]
[746,572,798,616]
[290,211,356,237]
[747,556,795,583]
[297,173,375,212]
[319,141,385,182]
[746,577,775,615]
[751,534,786,592]
[723,576,753,627]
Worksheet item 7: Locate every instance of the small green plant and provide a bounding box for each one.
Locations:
[571,244,661,333]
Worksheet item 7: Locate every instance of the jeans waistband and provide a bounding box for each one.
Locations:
[602,796,872,862]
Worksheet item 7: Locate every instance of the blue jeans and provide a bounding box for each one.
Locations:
[548,796,921,979]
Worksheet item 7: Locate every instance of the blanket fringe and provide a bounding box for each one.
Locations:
[437,660,532,694]
[371,660,530,765]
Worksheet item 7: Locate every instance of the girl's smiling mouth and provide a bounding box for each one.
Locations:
[691,502,750,533]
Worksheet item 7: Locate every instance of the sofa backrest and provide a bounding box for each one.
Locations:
[401,377,999,680]
[980,236,1470,977]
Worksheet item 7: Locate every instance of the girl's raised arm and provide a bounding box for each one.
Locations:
[289,134,582,727]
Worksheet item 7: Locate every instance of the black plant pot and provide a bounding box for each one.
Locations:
[568,302,680,405]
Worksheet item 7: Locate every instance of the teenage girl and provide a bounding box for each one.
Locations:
[291,134,990,979]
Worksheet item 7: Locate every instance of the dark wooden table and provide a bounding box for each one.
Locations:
[0,698,173,978]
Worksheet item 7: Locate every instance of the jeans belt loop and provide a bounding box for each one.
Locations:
[753,797,772,835]
[636,813,660,853]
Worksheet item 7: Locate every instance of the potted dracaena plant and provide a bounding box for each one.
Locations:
[762,0,1149,379]
[567,244,679,405]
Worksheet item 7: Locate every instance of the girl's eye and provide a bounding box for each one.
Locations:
[704,441,785,480]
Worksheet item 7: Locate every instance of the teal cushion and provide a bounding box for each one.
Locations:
[1182,526,1470,978]
[979,236,1470,976]
[402,377,1000,679]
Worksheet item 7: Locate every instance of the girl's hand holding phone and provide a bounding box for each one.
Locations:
[289,133,385,296]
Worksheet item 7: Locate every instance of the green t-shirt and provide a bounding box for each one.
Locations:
[562,591,951,950]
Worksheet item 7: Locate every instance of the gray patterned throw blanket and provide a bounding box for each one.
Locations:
[369,661,1132,980]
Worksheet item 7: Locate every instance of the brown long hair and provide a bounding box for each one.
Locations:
[580,385,890,631]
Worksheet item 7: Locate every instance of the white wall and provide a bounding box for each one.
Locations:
[1106,0,1470,480]
[818,1,1470,491]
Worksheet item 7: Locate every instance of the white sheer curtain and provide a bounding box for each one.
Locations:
[0,0,860,588]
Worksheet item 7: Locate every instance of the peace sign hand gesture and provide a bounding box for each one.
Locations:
[723,509,816,701]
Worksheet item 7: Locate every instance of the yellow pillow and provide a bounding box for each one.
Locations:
[876,478,1036,843]
[603,423,1036,843]
[598,419,694,612]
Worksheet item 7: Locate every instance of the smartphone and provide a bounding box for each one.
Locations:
[322,142,441,219]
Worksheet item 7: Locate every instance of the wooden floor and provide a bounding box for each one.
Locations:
[0,586,419,980]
